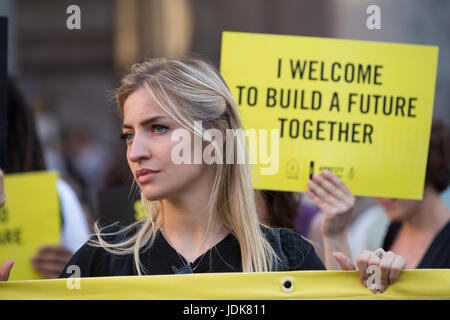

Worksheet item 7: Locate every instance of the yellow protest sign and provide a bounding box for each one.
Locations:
[220,31,438,199]
[0,171,61,280]
[0,270,449,300]
[134,199,146,221]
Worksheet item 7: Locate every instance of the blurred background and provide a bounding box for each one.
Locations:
[1,0,449,231]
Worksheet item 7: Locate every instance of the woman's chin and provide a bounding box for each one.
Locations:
[140,187,166,202]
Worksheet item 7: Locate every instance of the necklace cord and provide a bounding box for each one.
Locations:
[160,228,213,271]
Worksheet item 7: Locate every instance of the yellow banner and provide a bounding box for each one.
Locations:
[0,270,449,299]
[220,31,438,199]
[0,171,61,280]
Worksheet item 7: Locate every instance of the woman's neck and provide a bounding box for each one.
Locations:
[403,186,450,235]
[159,167,228,262]
[161,197,215,241]
[160,200,227,262]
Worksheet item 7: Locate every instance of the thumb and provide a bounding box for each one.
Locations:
[0,259,15,281]
[333,252,355,270]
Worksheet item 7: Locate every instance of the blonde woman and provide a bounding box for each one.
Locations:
[54,57,405,291]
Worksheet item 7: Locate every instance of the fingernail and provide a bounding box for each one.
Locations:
[380,285,385,293]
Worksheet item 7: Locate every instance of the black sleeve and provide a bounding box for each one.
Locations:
[280,228,326,271]
[58,240,111,278]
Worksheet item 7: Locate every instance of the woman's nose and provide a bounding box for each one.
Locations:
[128,134,151,162]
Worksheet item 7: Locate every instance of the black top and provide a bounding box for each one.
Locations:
[59,224,325,278]
[383,220,450,268]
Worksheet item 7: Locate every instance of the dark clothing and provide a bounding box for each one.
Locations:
[383,220,450,268]
[59,224,325,278]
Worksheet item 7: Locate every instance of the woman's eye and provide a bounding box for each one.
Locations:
[152,125,169,134]
[120,133,133,144]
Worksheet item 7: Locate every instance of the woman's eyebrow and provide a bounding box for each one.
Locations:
[121,115,170,129]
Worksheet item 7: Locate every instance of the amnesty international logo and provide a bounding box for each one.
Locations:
[286,159,299,179]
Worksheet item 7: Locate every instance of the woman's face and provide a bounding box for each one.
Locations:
[375,197,422,221]
[122,88,208,201]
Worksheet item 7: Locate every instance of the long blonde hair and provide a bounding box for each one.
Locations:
[92,56,278,275]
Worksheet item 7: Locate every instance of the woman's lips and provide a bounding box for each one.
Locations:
[136,169,160,184]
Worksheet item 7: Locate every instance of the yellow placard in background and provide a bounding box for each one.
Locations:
[0,171,61,280]
[220,31,438,199]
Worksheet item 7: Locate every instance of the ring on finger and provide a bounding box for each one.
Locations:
[375,250,383,259]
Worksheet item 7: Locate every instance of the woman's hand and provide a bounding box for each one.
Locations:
[0,260,14,281]
[334,248,407,293]
[306,170,355,238]
[31,245,73,279]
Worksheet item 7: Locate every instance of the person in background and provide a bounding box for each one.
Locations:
[311,120,450,269]
[380,120,450,268]
[306,195,378,265]
[255,190,299,230]
[0,78,90,279]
